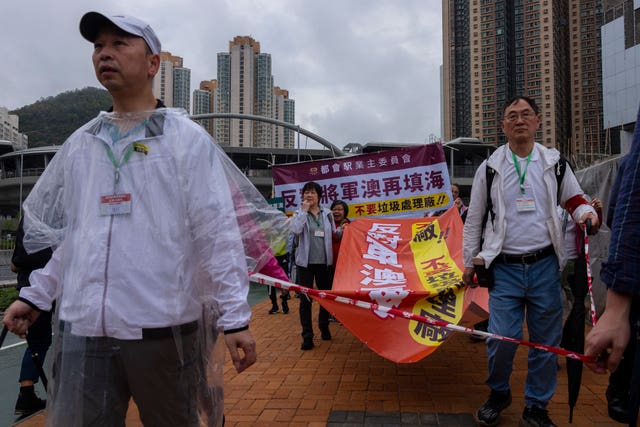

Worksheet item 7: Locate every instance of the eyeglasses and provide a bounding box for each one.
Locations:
[503,110,537,122]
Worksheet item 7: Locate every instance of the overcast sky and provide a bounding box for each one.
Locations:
[1,0,443,149]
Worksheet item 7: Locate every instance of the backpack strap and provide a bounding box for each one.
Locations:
[483,164,496,230]
[555,156,567,204]
[483,156,567,231]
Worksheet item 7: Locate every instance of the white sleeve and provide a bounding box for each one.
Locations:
[290,210,307,235]
[559,166,597,221]
[186,139,251,331]
[462,162,489,267]
[19,245,64,312]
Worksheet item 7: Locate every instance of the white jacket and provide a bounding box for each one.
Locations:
[290,208,335,267]
[21,109,251,339]
[462,143,594,270]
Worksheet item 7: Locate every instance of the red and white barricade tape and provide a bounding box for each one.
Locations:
[583,225,598,326]
[249,272,595,364]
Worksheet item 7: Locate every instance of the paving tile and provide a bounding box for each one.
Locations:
[16,298,618,427]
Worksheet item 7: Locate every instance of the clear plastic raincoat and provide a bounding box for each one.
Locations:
[19,108,289,426]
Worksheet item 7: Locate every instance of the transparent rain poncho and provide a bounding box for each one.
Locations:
[20,108,290,426]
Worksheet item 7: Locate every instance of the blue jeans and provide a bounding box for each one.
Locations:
[486,254,562,409]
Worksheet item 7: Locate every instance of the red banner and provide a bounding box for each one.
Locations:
[320,207,488,362]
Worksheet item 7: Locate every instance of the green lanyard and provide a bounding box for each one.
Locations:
[103,143,134,185]
[511,151,532,195]
[309,211,322,228]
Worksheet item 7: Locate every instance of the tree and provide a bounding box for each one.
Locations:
[11,87,112,147]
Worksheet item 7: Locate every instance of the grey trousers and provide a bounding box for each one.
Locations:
[48,325,200,427]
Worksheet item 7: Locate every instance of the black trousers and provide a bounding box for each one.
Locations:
[296,264,332,340]
[20,309,53,383]
[611,298,640,426]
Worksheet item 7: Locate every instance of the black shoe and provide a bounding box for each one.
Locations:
[470,333,487,342]
[15,390,46,419]
[470,319,489,342]
[519,406,556,427]
[606,385,630,423]
[281,295,289,314]
[320,326,331,341]
[301,339,314,350]
[476,389,511,427]
[268,306,279,314]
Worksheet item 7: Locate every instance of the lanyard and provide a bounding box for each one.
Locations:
[511,151,532,195]
[103,143,134,185]
[309,211,322,228]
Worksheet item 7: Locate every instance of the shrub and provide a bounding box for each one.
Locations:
[0,287,18,312]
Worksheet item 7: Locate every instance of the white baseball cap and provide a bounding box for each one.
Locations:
[79,12,161,55]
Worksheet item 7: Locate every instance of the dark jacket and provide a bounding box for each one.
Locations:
[601,105,640,297]
[11,218,52,290]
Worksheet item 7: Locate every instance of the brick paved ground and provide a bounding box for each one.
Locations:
[17,297,618,426]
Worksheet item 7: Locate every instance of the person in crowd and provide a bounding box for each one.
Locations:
[10,218,53,419]
[463,95,599,427]
[557,196,602,313]
[451,183,469,222]
[2,12,256,426]
[330,199,350,264]
[585,106,640,425]
[453,182,490,342]
[267,243,291,315]
[594,163,636,424]
[328,199,350,322]
[290,181,336,350]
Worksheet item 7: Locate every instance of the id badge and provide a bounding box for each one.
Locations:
[100,194,132,216]
[314,230,325,238]
[516,197,535,212]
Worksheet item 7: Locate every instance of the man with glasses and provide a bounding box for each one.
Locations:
[462,96,599,427]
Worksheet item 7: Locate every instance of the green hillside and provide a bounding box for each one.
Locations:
[11,87,112,147]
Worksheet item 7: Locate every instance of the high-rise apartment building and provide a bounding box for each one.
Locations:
[153,51,191,113]
[216,53,232,145]
[0,107,28,149]
[215,36,295,148]
[173,67,191,112]
[193,80,218,135]
[601,0,640,155]
[273,87,295,149]
[570,1,606,165]
[443,0,605,167]
[255,53,274,148]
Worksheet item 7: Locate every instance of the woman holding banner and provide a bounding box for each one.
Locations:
[290,182,336,350]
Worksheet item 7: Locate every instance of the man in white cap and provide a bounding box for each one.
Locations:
[2,12,256,426]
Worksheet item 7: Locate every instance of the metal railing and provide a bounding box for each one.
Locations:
[0,167,46,180]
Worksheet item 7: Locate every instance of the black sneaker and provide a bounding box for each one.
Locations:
[320,327,331,341]
[268,306,279,315]
[476,389,512,427]
[470,319,489,342]
[15,391,46,419]
[606,385,630,423]
[300,339,314,350]
[519,406,557,427]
